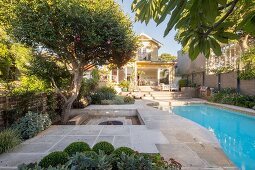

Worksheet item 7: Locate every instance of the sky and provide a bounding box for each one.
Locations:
[116,0,182,56]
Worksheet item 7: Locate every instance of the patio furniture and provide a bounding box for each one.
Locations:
[170,84,179,91]
[159,83,170,91]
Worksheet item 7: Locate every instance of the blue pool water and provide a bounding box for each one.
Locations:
[172,104,255,170]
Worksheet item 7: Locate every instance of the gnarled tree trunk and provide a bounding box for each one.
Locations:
[61,65,83,123]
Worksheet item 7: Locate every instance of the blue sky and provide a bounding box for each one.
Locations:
[116,0,181,56]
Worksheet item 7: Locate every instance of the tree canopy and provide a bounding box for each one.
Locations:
[1,0,138,122]
[159,53,176,62]
[131,0,255,60]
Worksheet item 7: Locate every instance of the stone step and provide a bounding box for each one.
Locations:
[153,96,190,100]
[142,96,154,100]
[151,93,187,97]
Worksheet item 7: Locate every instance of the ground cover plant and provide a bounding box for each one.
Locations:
[18,141,182,170]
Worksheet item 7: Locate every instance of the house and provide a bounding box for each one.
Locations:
[105,33,176,90]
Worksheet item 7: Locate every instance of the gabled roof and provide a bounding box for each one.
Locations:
[139,33,163,48]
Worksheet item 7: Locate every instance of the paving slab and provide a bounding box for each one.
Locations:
[49,136,97,152]
[113,136,132,148]
[100,125,130,136]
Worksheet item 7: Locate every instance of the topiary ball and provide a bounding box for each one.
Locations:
[84,150,98,159]
[112,147,135,157]
[64,142,91,156]
[39,151,69,168]
[92,141,114,155]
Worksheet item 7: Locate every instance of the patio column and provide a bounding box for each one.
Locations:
[157,68,160,85]
[117,68,119,84]
[168,68,171,85]
[134,62,137,86]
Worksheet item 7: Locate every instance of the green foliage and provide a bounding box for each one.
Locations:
[46,92,62,122]
[0,28,32,84]
[112,147,135,157]
[119,80,130,90]
[27,55,71,90]
[132,0,255,60]
[159,53,177,62]
[178,79,188,88]
[12,112,52,139]
[0,129,21,154]
[64,142,91,156]
[209,88,255,108]
[39,151,69,168]
[68,151,113,170]
[18,144,182,170]
[117,153,153,170]
[98,86,117,94]
[11,76,48,95]
[92,141,115,155]
[240,45,255,80]
[100,95,134,105]
[91,86,117,104]
[123,96,135,104]
[84,151,98,159]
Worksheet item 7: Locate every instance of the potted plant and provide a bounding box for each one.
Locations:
[119,80,130,92]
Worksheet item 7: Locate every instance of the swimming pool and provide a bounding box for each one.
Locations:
[172,104,255,170]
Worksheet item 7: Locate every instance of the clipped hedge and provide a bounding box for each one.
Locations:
[64,142,91,156]
[92,141,115,155]
[113,147,135,157]
[39,151,69,168]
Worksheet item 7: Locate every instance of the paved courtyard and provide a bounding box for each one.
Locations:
[0,99,238,170]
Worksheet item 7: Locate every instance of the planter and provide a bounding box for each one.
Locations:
[181,87,197,98]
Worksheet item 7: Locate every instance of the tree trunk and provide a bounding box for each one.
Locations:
[61,67,83,124]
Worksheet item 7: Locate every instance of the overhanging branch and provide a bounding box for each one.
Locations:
[204,0,239,37]
[51,77,67,102]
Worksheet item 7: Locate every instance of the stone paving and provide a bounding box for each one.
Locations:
[0,99,239,170]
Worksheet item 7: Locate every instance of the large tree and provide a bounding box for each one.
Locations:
[131,0,255,60]
[1,0,138,122]
[159,53,176,62]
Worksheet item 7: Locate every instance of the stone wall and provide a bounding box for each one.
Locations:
[183,71,255,96]
[0,93,48,127]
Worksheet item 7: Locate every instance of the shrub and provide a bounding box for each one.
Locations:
[119,80,130,90]
[209,88,255,109]
[124,96,135,104]
[64,142,91,156]
[0,129,21,154]
[91,86,117,104]
[92,141,115,155]
[12,111,52,139]
[39,151,69,168]
[178,79,188,88]
[97,86,116,94]
[112,147,135,157]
